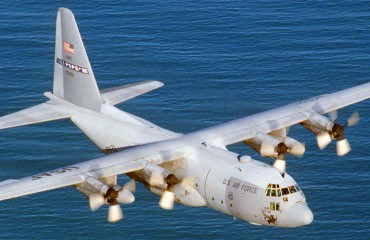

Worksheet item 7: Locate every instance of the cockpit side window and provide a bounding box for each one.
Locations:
[289,186,297,193]
[271,189,277,197]
[282,188,289,195]
[277,189,282,197]
[265,188,271,196]
[265,183,301,197]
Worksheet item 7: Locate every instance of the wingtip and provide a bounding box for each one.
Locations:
[58,7,73,15]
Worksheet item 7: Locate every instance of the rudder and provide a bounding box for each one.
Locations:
[53,8,102,112]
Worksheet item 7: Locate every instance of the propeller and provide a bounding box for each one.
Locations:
[89,193,105,211]
[317,111,360,156]
[89,180,136,223]
[261,141,305,159]
[273,159,286,172]
[317,131,332,150]
[159,190,175,210]
[158,177,200,210]
[261,139,305,172]
[108,205,123,223]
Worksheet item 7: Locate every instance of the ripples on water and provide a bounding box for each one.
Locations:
[0,1,369,239]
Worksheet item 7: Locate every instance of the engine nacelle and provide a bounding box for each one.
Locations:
[300,113,335,134]
[244,132,281,158]
[75,177,119,203]
[283,137,305,156]
[244,132,305,158]
[129,162,179,191]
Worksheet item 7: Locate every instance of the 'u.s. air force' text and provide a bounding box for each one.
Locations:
[223,178,258,194]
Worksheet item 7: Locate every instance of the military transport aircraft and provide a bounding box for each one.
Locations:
[0,8,369,227]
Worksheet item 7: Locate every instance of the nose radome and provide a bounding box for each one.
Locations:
[284,202,313,227]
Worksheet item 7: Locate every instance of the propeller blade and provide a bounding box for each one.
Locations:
[117,188,135,204]
[123,180,136,193]
[317,131,332,149]
[159,191,175,210]
[337,138,351,156]
[288,142,305,157]
[347,111,360,127]
[89,193,105,211]
[108,204,123,223]
[261,142,275,157]
[273,159,286,172]
[328,110,338,121]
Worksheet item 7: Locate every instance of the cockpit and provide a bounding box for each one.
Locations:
[264,183,301,197]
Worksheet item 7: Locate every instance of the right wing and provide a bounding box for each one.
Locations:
[192,82,370,147]
[100,80,164,105]
[0,140,186,201]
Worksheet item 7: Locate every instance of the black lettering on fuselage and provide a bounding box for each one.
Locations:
[241,184,258,194]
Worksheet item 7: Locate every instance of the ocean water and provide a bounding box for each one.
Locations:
[0,1,369,239]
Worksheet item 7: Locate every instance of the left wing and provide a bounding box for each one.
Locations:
[0,101,70,130]
[192,82,370,147]
[0,141,185,201]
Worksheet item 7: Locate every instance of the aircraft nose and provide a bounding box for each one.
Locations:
[284,202,313,227]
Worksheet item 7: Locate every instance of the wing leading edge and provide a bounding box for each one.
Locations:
[192,82,370,147]
[0,141,185,201]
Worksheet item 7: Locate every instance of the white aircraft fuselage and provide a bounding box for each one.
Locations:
[70,102,312,227]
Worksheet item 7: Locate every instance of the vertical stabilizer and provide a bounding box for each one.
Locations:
[53,8,102,112]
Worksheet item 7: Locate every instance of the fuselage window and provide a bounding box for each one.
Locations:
[282,188,289,195]
[266,183,300,197]
[277,189,282,197]
[271,189,277,197]
[289,186,297,194]
[265,188,271,196]
[270,202,275,210]
[276,202,280,211]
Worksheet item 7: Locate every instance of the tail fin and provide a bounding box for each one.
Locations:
[0,8,164,131]
[53,8,102,112]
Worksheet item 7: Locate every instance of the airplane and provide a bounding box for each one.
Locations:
[0,7,369,227]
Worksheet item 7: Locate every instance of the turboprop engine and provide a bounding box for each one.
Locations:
[75,177,135,222]
[244,132,305,172]
[138,162,180,190]
[300,111,359,156]
[244,132,305,159]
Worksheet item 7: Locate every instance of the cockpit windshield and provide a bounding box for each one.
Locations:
[265,183,301,197]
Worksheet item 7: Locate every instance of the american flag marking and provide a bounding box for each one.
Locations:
[64,41,74,54]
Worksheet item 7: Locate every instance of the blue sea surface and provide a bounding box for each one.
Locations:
[0,1,369,239]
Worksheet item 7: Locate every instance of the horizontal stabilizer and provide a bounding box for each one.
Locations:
[100,80,164,105]
[0,102,70,130]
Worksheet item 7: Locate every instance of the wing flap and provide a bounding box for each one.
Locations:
[100,80,164,105]
[0,101,70,130]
